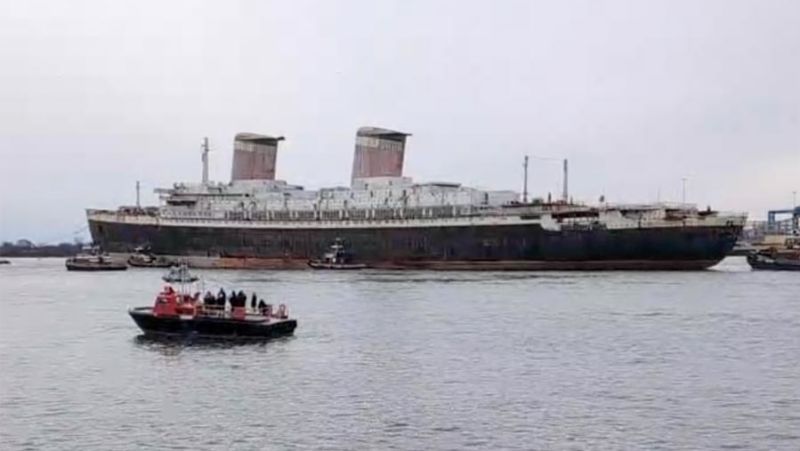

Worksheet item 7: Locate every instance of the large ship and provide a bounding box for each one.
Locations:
[87,127,745,270]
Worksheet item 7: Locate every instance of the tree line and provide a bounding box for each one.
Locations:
[0,240,85,257]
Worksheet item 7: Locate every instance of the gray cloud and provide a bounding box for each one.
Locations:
[1,0,798,241]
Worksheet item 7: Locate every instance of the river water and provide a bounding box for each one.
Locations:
[0,258,798,450]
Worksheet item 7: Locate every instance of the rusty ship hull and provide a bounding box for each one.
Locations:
[88,218,740,270]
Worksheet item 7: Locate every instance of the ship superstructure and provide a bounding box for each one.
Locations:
[87,127,745,270]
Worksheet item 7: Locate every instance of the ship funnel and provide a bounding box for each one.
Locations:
[231,133,285,181]
[351,127,411,184]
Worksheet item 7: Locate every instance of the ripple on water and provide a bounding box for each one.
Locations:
[1,258,799,450]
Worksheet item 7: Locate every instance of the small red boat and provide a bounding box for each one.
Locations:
[129,286,297,340]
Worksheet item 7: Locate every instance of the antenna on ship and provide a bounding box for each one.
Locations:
[522,155,529,203]
[136,180,141,209]
[201,137,210,185]
[681,177,687,204]
[562,158,569,203]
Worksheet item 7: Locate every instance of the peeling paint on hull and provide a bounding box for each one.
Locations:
[91,220,739,271]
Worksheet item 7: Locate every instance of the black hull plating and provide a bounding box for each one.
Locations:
[90,221,740,270]
[308,261,368,270]
[66,262,128,271]
[127,258,172,268]
[129,309,297,339]
[746,254,800,271]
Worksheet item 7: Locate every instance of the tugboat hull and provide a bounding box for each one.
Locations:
[66,262,127,271]
[162,276,200,283]
[746,253,800,271]
[128,258,172,268]
[129,308,297,340]
[308,260,367,270]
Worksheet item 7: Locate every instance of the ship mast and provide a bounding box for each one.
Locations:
[522,155,529,203]
[562,158,569,203]
[201,137,210,185]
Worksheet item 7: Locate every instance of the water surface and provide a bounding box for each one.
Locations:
[1,258,798,450]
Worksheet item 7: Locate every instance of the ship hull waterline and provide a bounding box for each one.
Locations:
[90,220,740,271]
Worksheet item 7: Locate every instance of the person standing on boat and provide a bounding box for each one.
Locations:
[217,289,227,310]
[203,291,214,308]
[251,292,257,311]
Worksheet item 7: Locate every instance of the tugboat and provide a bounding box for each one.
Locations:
[128,286,297,340]
[66,246,127,271]
[308,239,367,270]
[128,246,172,268]
[746,249,800,271]
[162,263,199,283]
[747,236,800,271]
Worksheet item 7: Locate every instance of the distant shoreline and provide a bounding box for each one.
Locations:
[0,243,83,258]
[0,253,74,258]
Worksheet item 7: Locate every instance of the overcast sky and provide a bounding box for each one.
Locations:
[0,0,797,242]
